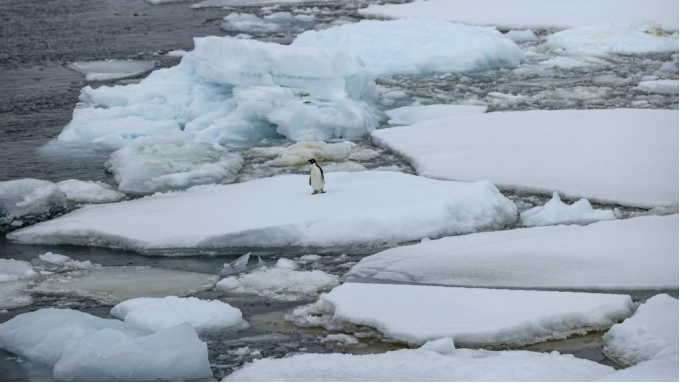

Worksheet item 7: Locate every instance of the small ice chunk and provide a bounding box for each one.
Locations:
[603,294,679,366]
[35,252,97,271]
[636,79,679,95]
[520,192,617,227]
[0,259,38,309]
[68,60,155,81]
[505,30,538,42]
[299,254,321,262]
[216,277,239,291]
[0,179,67,230]
[221,253,252,275]
[658,61,679,74]
[222,12,314,33]
[56,179,126,204]
[275,258,299,270]
[385,104,487,125]
[219,266,338,301]
[166,49,188,57]
[111,296,247,332]
[228,346,252,356]
[546,24,679,56]
[325,333,359,344]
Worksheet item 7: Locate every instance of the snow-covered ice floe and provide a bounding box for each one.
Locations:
[358,0,679,31]
[57,36,379,149]
[637,79,679,95]
[111,296,246,332]
[68,60,155,82]
[546,24,679,56]
[246,140,378,167]
[603,294,679,366]
[520,192,617,227]
[385,104,487,126]
[8,171,517,252]
[105,135,243,194]
[597,359,679,382]
[0,259,38,309]
[346,215,678,291]
[222,12,315,33]
[291,283,633,347]
[0,179,68,230]
[225,337,615,381]
[372,109,678,208]
[292,19,524,77]
[56,179,126,204]
[0,309,212,381]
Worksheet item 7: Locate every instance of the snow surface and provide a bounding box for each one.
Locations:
[57,36,379,149]
[292,19,524,77]
[358,0,679,31]
[0,179,67,229]
[8,171,517,251]
[297,283,633,347]
[603,294,679,366]
[68,60,155,82]
[56,179,126,204]
[385,104,487,126]
[222,12,314,33]
[372,109,678,208]
[546,24,679,56]
[225,337,615,381]
[346,215,679,291]
[0,259,37,309]
[106,135,243,194]
[246,141,378,167]
[0,308,212,381]
[597,359,679,382]
[111,296,246,332]
[637,79,679,94]
[520,192,617,227]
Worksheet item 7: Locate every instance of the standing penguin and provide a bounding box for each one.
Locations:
[308,159,325,194]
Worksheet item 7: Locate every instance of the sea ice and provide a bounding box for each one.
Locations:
[8,172,517,251]
[222,12,315,33]
[346,215,678,291]
[292,19,524,77]
[520,192,617,227]
[384,104,487,126]
[504,30,538,42]
[546,24,679,56]
[217,266,338,301]
[0,309,213,381]
[225,337,615,381]
[295,283,633,347]
[637,79,679,95]
[105,135,243,194]
[372,109,678,208]
[34,252,97,271]
[0,179,68,230]
[358,0,679,31]
[603,294,679,366]
[0,259,38,309]
[56,179,126,204]
[246,141,378,167]
[111,296,246,332]
[68,60,155,81]
[597,359,679,382]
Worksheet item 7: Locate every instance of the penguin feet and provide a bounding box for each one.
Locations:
[321,191,326,194]
[312,191,318,195]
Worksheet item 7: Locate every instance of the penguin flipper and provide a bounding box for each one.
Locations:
[309,176,311,185]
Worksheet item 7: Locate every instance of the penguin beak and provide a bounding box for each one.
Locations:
[308,159,313,164]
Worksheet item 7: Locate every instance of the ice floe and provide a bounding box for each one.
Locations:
[603,294,679,366]
[546,24,679,56]
[520,192,618,227]
[246,140,378,167]
[292,283,633,347]
[358,0,679,31]
[385,104,487,126]
[57,36,379,149]
[0,309,212,381]
[111,296,246,332]
[0,259,38,309]
[8,171,517,251]
[637,79,679,94]
[292,19,524,77]
[372,109,678,208]
[222,12,315,33]
[34,252,97,271]
[106,135,243,194]
[0,179,68,230]
[56,179,126,204]
[346,215,678,291]
[225,337,615,381]
[597,359,679,382]
[68,60,155,82]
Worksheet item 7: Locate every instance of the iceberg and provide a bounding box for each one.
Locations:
[520,192,618,227]
[546,24,679,56]
[0,179,68,230]
[292,19,524,77]
[68,60,155,82]
[346,215,679,291]
[384,104,487,126]
[372,109,679,208]
[8,171,517,252]
[0,259,38,309]
[0,309,213,381]
[56,179,126,204]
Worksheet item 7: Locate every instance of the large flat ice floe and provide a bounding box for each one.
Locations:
[358,0,679,31]
[111,296,246,332]
[603,294,679,366]
[8,172,517,252]
[0,309,213,381]
[292,19,524,77]
[546,24,679,56]
[225,337,615,381]
[57,36,379,149]
[346,215,679,291]
[293,283,633,347]
[372,109,678,208]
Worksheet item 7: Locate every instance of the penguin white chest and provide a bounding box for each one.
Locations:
[310,165,325,192]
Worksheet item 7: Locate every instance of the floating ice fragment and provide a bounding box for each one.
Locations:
[56,179,126,204]
[520,192,617,227]
[0,179,68,231]
[68,60,155,82]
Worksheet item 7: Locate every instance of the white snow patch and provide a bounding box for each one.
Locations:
[520,192,617,227]
[217,266,338,301]
[385,104,487,126]
[346,215,679,291]
[68,60,155,82]
[597,359,679,382]
[0,179,67,229]
[546,24,679,56]
[56,179,126,204]
[637,79,679,94]
[292,19,524,77]
[8,172,517,251]
[372,109,678,208]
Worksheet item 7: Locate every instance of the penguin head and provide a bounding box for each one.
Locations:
[308,159,316,164]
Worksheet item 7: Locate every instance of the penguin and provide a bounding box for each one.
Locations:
[308,159,325,194]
